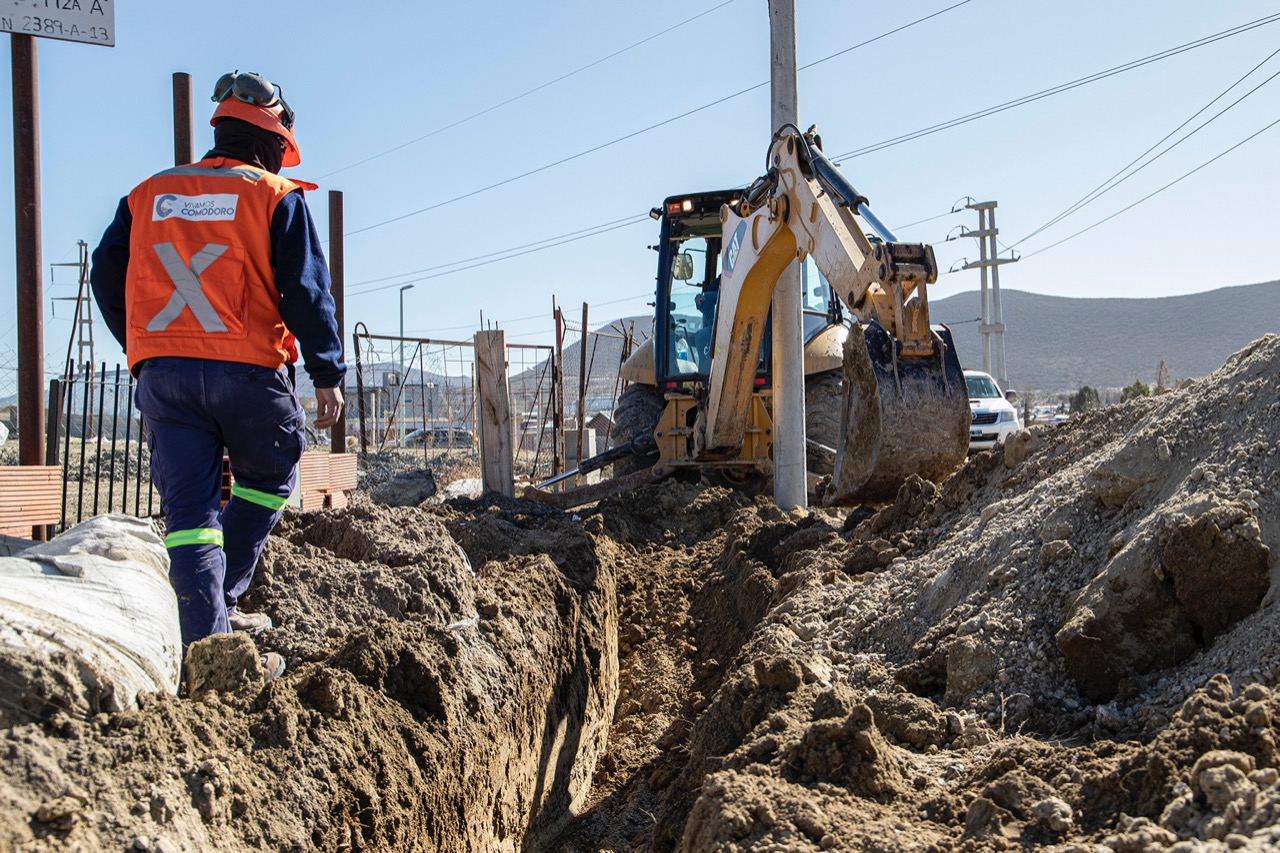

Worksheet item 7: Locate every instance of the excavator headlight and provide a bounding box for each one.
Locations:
[666,199,694,216]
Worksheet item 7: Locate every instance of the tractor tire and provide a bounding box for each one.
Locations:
[610,384,666,476]
[805,370,843,477]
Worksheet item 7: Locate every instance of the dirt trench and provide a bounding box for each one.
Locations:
[4,335,1280,851]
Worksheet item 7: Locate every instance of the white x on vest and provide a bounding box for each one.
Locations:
[146,242,231,333]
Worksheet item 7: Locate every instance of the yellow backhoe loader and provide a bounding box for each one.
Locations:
[528,126,969,507]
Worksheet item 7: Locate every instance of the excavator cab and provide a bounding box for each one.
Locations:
[652,191,842,386]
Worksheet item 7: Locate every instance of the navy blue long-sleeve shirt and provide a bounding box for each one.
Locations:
[91,187,346,388]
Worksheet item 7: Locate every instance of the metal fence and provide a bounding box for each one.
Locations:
[32,317,643,527]
[47,363,159,530]
[351,325,562,480]
[351,319,639,484]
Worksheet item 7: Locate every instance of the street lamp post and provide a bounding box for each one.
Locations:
[399,284,415,442]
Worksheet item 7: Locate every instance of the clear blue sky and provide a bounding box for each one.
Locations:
[3,0,1279,389]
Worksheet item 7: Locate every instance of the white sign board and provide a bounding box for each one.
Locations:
[2,0,114,47]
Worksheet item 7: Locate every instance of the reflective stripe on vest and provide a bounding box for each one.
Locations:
[152,165,267,180]
[164,528,225,548]
[146,242,231,333]
[231,483,288,511]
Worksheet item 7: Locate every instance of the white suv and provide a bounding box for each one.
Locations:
[964,369,1021,451]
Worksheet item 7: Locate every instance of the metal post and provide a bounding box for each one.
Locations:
[328,191,347,454]
[172,72,193,167]
[553,302,565,478]
[576,302,589,471]
[768,0,807,510]
[12,35,45,473]
[398,284,414,444]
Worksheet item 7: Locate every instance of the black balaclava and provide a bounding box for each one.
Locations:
[205,117,285,174]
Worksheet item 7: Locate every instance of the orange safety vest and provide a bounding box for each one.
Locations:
[123,157,304,375]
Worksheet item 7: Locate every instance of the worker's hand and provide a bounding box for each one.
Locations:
[314,386,344,430]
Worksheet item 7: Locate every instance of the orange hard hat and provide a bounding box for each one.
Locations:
[210,71,300,167]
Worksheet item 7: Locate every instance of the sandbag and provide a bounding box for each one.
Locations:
[0,514,180,727]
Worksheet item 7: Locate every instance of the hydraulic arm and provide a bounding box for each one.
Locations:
[702,126,968,502]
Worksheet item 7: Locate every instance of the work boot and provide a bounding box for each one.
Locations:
[228,610,273,634]
[260,652,286,683]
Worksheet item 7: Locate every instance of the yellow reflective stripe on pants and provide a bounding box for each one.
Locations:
[231,483,288,511]
[164,528,224,549]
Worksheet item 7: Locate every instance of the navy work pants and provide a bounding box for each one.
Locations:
[135,357,305,648]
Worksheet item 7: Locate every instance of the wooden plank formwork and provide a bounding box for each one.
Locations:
[221,452,356,512]
[0,466,62,536]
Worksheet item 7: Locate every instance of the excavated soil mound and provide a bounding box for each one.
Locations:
[2,334,1280,852]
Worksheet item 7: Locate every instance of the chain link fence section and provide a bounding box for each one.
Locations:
[351,326,566,483]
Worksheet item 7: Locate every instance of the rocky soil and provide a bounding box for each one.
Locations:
[1,334,1279,852]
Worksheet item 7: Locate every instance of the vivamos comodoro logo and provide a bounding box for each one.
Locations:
[152,193,239,222]
[722,219,747,280]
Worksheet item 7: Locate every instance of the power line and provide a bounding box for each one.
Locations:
[405,291,651,337]
[340,13,1280,306]
[346,215,651,296]
[346,213,650,288]
[317,0,741,180]
[1021,117,1280,259]
[1012,46,1280,246]
[827,12,1280,162]
[350,194,962,303]
[342,0,976,238]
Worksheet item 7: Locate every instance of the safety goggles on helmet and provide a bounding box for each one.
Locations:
[211,71,295,131]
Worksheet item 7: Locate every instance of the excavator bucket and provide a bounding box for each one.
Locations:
[828,321,970,504]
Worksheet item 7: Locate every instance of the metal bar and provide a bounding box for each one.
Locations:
[577,303,588,471]
[45,378,61,468]
[328,190,346,455]
[107,366,122,511]
[553,303,564,478]
[122,372,134,517]
[77,362,90,523]
[93,362,106,516]
[353,327,368,455]
[350,331,471,348]
[417,343,428,467]
[61,369,73,530]
[136,413,145,518]
[172,72,193,166]
[145,412,154,518]
[43,378,61,540]
[12,35,45,476]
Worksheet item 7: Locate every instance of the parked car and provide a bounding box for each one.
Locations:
[400,427,475,448]
[964,369,1021,452]
[1030,405,1070,425]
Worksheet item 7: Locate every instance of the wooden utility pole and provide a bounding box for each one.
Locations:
[768,0,807,510]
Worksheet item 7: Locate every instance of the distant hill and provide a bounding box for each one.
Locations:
[560,280,1280,399]
[931,280,1280,392]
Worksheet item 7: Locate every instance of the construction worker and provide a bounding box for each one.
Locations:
[90,71,345,681]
